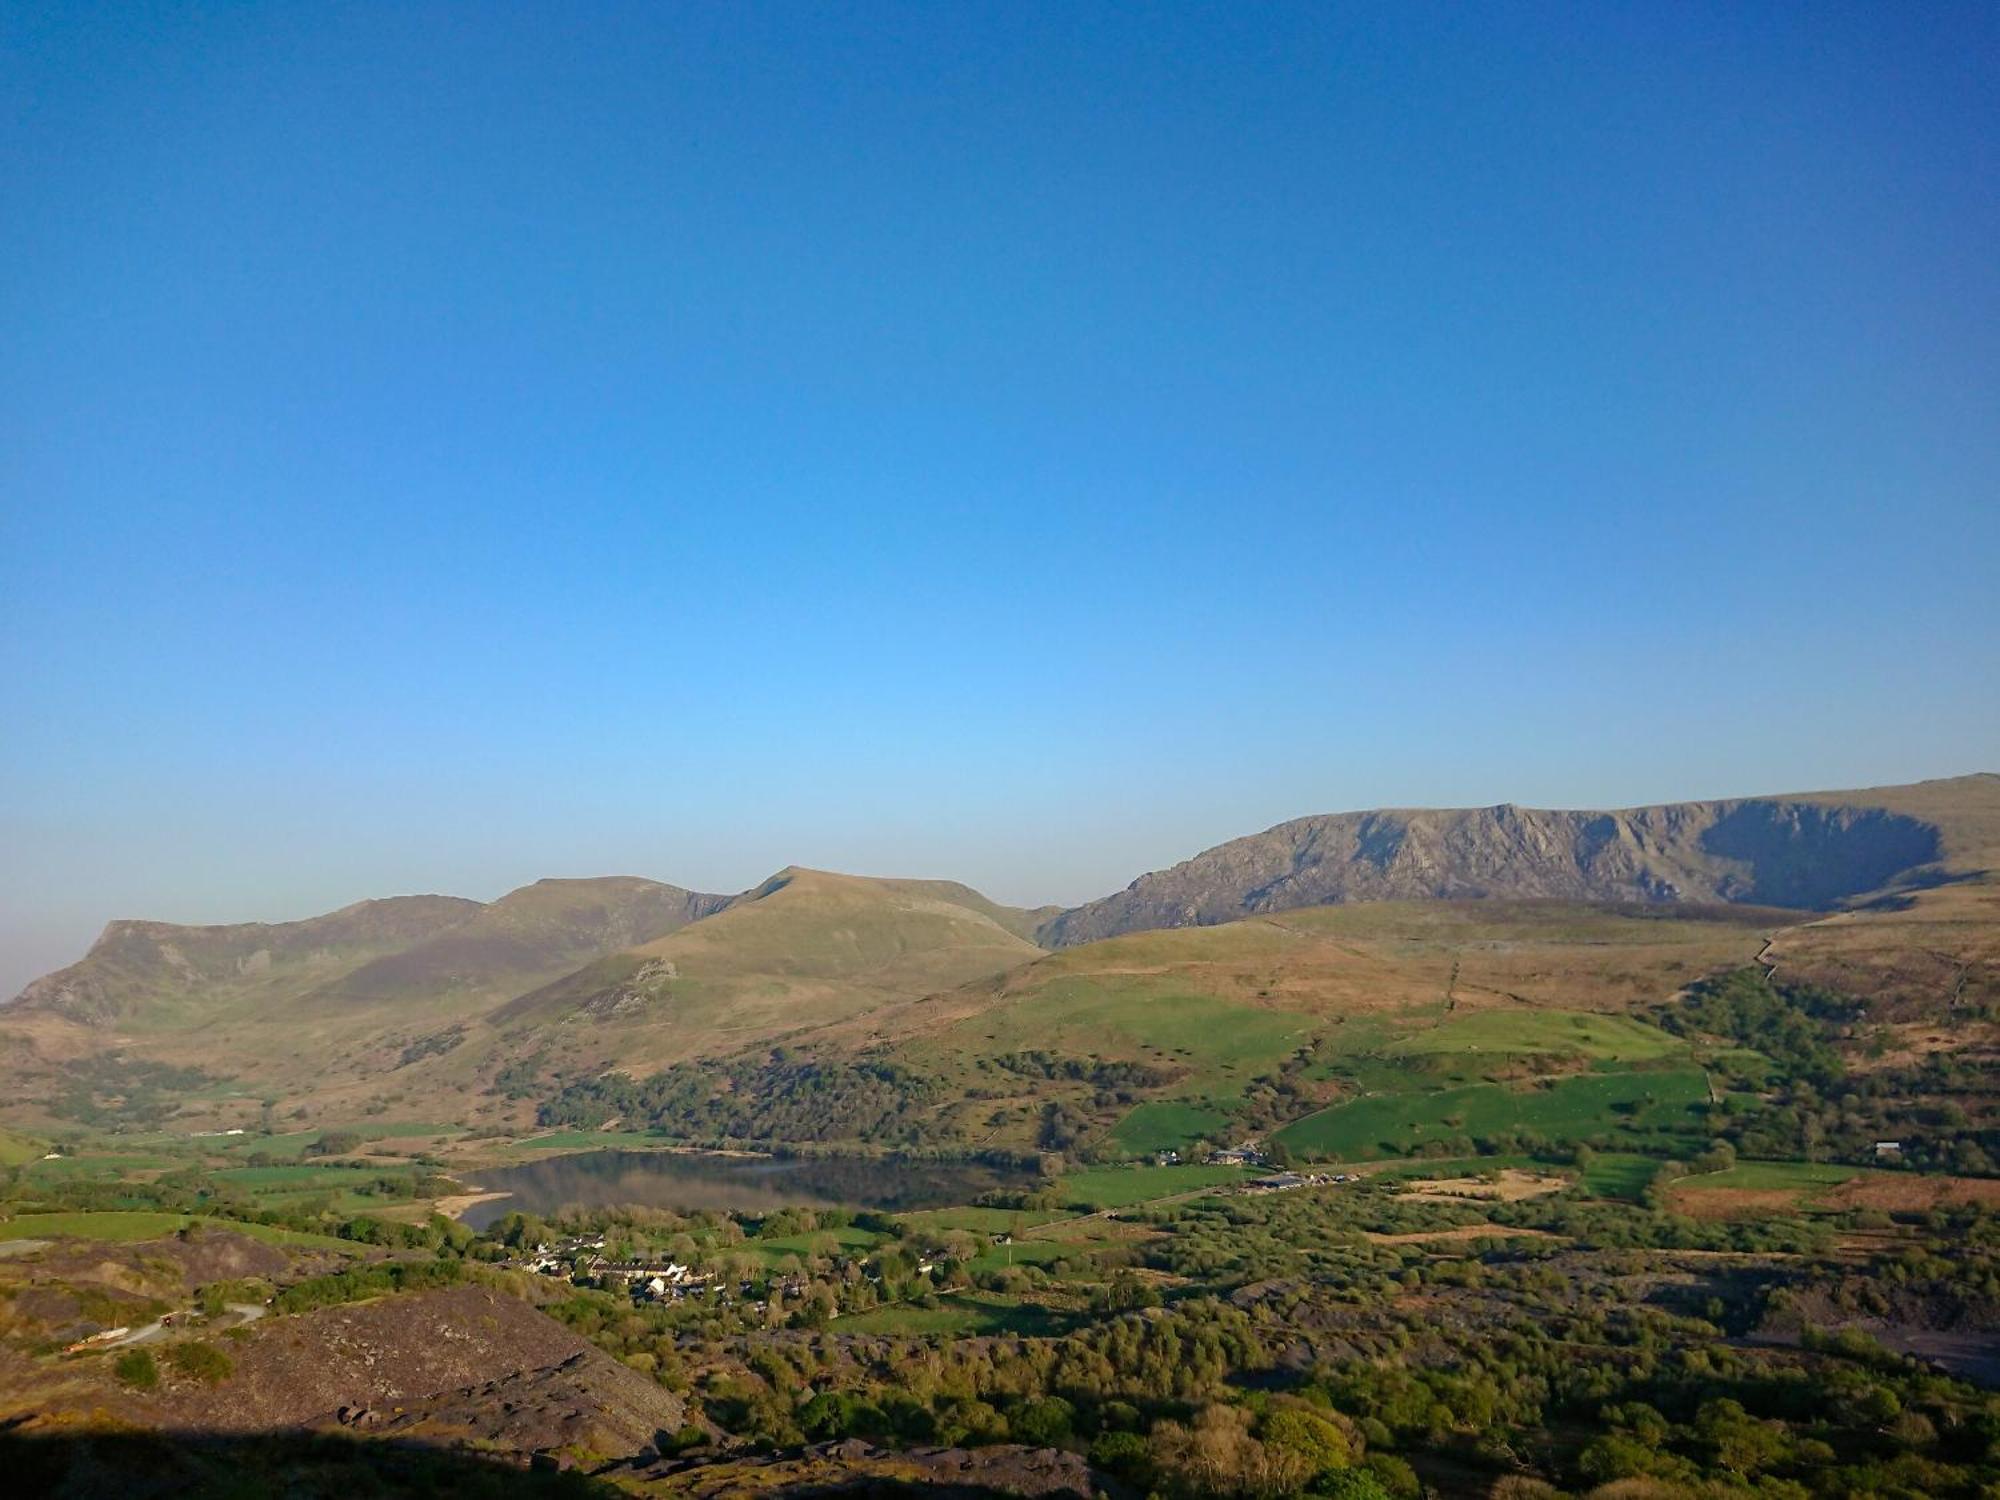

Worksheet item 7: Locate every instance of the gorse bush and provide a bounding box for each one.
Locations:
[112,1349,157,1389]
[164,1341,232,1384]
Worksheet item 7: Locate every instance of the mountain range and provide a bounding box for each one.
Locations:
[5,773,1996,1136]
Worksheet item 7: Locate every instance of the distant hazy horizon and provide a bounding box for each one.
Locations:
[4,6,1995,997]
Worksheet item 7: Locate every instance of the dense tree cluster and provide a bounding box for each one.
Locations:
[539,1053,940,1144]
[1656,967,1859,1086]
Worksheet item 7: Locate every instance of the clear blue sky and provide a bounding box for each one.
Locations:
[3,3,1996,993]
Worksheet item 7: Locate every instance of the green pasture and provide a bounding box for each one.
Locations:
[940,979,1315,1098]
[1387,1010,1687,1063]
[1109,1101,1233,1153]
[967,1239,1074,1274]
[1577,1153,1665,1200]
[0,1129,46,1167]
[1672,1160,1890,1211]
[25,1153,179,1179]
[1058,1162,1251,1209]
[1273,1067,1713,1159]
[894,1206,1062,1235]
[751,1226,884,1259]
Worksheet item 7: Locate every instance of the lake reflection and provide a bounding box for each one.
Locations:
[457,1149,1034,1229]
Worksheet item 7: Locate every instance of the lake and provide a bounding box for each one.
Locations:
[455,1148,1036,1229]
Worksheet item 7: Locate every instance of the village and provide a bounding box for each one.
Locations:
[502,1232,953,1311]
[499,1153,1362,1315]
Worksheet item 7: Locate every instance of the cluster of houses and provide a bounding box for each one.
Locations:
[511,1237,848,1307]
[1156,1144,1273,1168]
[512,1233,606,1273]
[1154,1142,1359,1195]
[508,1236,722,1302]
[1244,1170,1353,1193]
[598,1258,716,1301]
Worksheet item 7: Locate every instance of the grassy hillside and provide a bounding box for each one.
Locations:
[896,899,1773,1061]
[6,895,484,1026]
[1764,877,2000,1016]
[493,868,1044,1067]
[309,876,729,1005]
[1272,1068,1715,1160]
[797,899,1779,1154]
[0,867,1052,1134]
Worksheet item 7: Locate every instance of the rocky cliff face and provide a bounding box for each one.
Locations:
[1038,797,1946,947]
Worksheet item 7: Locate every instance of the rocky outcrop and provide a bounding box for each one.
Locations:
[153,1284,674,1449]
[314,1347,689,1464]
[1039,795,1948,946]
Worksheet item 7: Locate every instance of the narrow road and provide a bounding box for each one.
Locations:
[99,1319,167,1350]
[98,1301,265,1350]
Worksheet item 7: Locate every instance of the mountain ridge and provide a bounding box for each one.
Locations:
[1036,774,2000,947]
[9,895,486,1025]
[308,876,732,1006]
[489,865,1045,1044]
[8,773,1994,1057]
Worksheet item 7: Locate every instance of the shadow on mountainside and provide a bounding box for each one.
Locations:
[0,1427,1074,1500]
[0,1426,609,1499]
[1698,802,1944,908]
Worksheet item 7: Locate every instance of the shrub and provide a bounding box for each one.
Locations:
[1012,1396,1075,1446]
[165,1341,233,1384]
[1090,1429,1150,1474]
[1313,1472,1391,1500]
[113,1349,158,1389]
[1263,1406,1355,1473]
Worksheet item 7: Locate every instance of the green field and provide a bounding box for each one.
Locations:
[1388,1010,1688,1063]
[1578,1152,1666,1200]
[1273,1068,1713,1159]
[832,1290,1065,1336]
[0,1210,359,1250]
[206,1162,428,1213]
[0,1128,45,1166]
[894,1206,1062,1235]
[1057,1162,1251,1209]
[1671,1160,1888,1211]
[745,1227,885,1263]
[25,1152,179,1179]
[1108,1100,1233,1153]
[937,980,1315,1099]
[759,1226,882,1253]
[1686,1161,1865,1191]
[967,1239,1075,1274]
